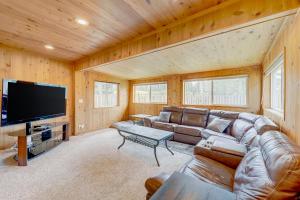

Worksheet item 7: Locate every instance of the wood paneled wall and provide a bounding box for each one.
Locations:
[262,11,300,145]
[129,66,262,116]
[74,71,129,134]
[0,44,74,149]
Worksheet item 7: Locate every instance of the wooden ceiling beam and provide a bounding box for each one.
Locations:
[75,0,300,71]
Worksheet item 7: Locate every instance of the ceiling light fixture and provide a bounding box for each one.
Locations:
[75,18,89,26]
[44,44,54,50]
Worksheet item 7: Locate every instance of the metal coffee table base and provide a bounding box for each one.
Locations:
[117,130,174,166]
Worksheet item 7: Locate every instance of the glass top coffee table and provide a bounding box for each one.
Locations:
[113,122,174,166]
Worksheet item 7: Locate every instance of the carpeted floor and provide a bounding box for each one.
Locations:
[0,128,191,200]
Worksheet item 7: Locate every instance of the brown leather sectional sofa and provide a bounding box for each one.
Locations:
[146,131,300,199]
[144,107,300,199]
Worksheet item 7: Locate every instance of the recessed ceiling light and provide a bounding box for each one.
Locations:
[75,18,89,26]
[44,44,54,50]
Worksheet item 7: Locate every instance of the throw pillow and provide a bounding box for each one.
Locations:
[207,117,232,133]
[158,112,171,123]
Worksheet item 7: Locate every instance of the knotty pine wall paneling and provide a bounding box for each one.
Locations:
[0,44,74,149]
[74,71,129,134]
[262,11,300,145]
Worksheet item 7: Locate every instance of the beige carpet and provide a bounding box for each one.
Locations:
[0,128,191,200]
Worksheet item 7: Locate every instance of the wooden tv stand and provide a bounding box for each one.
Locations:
[8,122,69,166]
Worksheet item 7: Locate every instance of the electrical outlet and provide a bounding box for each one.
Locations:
[78,124,85,129]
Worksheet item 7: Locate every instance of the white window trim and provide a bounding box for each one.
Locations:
[133,82,168,104]
[183,75,249,107]
[94,81,119,108]
[268,53,285,116]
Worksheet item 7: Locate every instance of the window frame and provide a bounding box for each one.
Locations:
[182,75,249,108]
[94,81,120,108]
[268,53,285,116]
[133,82,168,104]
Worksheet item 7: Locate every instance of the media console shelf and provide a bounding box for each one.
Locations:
[8,122,69,166]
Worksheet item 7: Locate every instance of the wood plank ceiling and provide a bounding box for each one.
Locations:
[0,0,228,61]
[92,17,287,79]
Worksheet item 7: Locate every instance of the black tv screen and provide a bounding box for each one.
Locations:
[1,80,66,126]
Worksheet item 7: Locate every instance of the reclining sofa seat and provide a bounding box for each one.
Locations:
[149,106,209,144]
[145,131,300,200]
[150,106,183,132]
[173,107,209,144]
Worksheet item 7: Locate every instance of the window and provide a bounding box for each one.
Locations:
[270,55,284,113]
[184,80,212,105]
[183,76,248,106]
[133,83,167,104]
[94,81,119,108]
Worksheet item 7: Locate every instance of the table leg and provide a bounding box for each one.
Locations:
[18,136,27,166]
[62,124,69,141]
[154,141,160,167]
[165,139,174,155]
[117,130,126,150]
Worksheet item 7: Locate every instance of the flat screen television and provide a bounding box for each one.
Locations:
[1,80,66,126]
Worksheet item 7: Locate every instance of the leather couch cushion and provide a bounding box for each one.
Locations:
[181,155,235,191]
[234,131,300,199]
[173,133,201,145]
[152,121,176,132]
[239,127,257,146]
[254,116,278,134]
[174,125,203,137]
[207,117,232,133]
[201,129,236,141]
[181,108,209,127]
[234,147,273,199]
[209,110,240,119]
[163,106,183,124]
[158,112,171,123]
[259,131,300,197]
[231,119,253,141]
[238,112,260,124]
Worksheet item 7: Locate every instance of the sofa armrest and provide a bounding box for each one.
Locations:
[150,172,236,200]
[145,172,171,200]
[194,139,243,169]
[144,116,159,127]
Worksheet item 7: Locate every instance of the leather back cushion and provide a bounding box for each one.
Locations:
[163,106,183,124]
[182,108,209,127]
[254,116,278,134]
[234,131,300,199]
[238,112,260,124]
[169,112,183,124]
[209,110,240,119]
[239,127,257,146]
[231,119,253,141]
